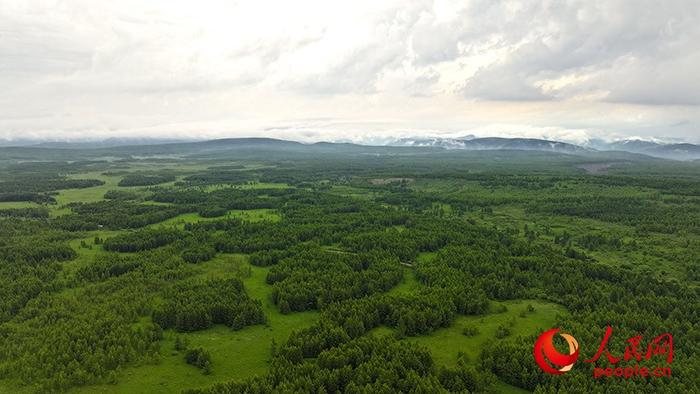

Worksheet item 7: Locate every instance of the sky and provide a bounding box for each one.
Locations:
[1,0,699,144]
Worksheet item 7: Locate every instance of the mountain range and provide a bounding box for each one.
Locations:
[390,136,589,154]
[389,136,700,161]
[1,135,700,161]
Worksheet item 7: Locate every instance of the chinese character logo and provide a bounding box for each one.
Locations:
[533,326,673,379]
[533,328,580,375]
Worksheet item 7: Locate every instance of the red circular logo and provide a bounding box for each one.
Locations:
[533,328,580,374]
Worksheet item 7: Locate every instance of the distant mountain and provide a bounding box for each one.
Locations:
[1,138,193,149]
[392,135,700,160]
[390,137,472,149]
[392,137,588,154]
[0,139,39,147]
[647,143,700,161]
[460,137,589,154]
[99,137,307,157]
[99,137,436,159]
[595,138,700,160]
[606,139,662,152]
[2,135,699,162]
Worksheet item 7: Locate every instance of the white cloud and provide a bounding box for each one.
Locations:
[0,0,698,143]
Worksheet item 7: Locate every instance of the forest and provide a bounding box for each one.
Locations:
[0,141,698,393]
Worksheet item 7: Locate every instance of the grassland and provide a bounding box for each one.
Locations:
[409,178,699,284]
[404,300,566,367]
[72,257,318,394]
[378,261,567,394]
[51,172,122,216]
[54,176,571,394]
[150,209,281,229]
[4,151,696,394]
[61,239,564,394]
[0,201,41,209]
[201,182,291,192]
[329,185,377,199]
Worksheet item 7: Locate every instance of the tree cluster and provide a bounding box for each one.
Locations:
[152,278,265,332]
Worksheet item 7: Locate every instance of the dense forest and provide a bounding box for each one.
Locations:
[0,142,698,393]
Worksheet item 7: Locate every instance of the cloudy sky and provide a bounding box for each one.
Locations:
[1,0,699,144]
